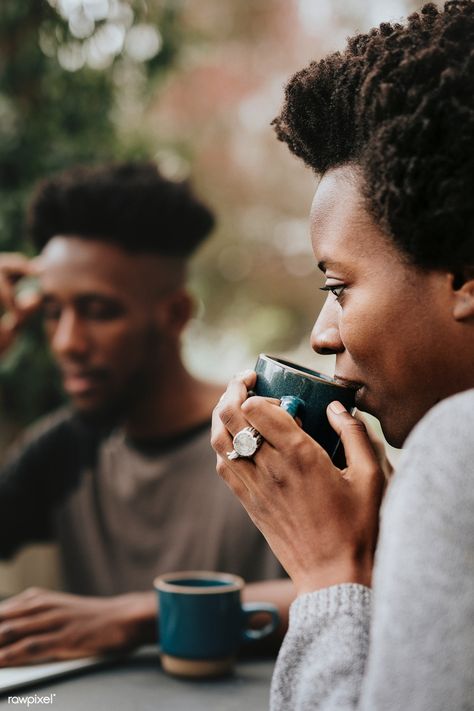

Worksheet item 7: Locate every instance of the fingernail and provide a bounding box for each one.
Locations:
[237,369,253,379]
[329,400,346,414]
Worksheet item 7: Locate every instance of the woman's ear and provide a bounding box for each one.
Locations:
[452,271,474,321]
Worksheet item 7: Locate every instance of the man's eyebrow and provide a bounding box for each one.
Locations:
[41,292,119,302]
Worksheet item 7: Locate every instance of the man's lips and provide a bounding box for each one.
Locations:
[60,368,107,395]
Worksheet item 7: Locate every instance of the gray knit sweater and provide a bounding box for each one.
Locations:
[271,389,474,710]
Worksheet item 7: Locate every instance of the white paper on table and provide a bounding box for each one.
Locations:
[0,657,105,694]
[0,647,159,695]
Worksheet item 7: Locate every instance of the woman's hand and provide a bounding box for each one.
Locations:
[211,371,385,596]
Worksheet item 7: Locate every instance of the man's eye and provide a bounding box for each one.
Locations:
[319,284,346,299]
[42,304,61,321]
[82,302,123,320]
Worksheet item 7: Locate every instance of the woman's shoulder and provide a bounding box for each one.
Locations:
[390,388,474,517]
[404,388,474,457]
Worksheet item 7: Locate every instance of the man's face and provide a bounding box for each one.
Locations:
[39,237,179,417]
[310,167,458,447]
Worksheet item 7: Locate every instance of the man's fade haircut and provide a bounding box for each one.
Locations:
[273,1,474,271]
[28,162,215,258]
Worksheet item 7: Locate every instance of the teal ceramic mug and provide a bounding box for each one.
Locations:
[154,571,279,678]
[254,354,356,459]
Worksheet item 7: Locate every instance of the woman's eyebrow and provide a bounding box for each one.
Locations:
[317,260,345,273]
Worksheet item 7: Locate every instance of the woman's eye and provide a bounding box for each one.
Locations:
[319,284,346,300]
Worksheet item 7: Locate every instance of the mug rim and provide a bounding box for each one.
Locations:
[154,571,244,595]
[258,354,355,390]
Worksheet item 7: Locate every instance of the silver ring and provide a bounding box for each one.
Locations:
[227,426,263,460]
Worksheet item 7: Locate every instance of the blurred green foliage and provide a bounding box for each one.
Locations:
[0,0,183,437]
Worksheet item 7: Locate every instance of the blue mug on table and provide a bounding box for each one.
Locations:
[254,354,357,460]
[154,571,280,678]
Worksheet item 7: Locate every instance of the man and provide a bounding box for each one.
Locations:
[212,2,474,709]
[0,162,291,666]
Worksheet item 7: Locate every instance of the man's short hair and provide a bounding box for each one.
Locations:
[28,162,215,258]
[273,1,474,270]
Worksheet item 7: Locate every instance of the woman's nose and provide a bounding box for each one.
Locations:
[310,297,344,355]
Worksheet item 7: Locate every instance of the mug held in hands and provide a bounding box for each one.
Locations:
[154,571,279,678]
[254,354,356,459]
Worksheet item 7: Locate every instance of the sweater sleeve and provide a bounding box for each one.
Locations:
[271,585,372,710]
[270,389,474,711]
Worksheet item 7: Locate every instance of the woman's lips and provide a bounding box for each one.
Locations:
[334,376,371,413]
[333,375,364,390]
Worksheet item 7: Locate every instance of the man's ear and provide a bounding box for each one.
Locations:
[156,289,194,335]
[452,272,474,321]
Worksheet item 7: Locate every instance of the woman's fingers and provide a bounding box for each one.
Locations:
[354,411,393,482]
[215,371,256,436]
[241,396,316,452]
[327,402,385,494]
[211,404,256,488]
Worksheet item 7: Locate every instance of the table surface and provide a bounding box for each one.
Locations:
[0,649,275,711]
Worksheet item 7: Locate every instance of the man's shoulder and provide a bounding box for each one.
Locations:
[3,406,81,466]
[22,406,76,439]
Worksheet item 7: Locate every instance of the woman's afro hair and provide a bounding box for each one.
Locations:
[273,1,474,270]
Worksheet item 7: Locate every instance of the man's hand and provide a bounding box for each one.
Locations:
[0,254,42,356]
[0,588,156,666]
[211,371,386,596]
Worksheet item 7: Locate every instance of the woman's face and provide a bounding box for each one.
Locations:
[310,166,459,447]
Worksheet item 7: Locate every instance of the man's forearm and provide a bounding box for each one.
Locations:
[240,578,295,654]
[242,578,294,632]
[120,591,157,644]
[129,580,295,647]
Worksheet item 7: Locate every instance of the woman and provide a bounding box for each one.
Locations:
[211,2,474,709]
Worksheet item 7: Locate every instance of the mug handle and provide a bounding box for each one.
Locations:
[241,603,280,643]
[279,395,305,418]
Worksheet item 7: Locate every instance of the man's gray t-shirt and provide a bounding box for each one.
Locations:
[0,411,283,595]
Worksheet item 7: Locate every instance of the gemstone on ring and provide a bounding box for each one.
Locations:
[232,426,263,458]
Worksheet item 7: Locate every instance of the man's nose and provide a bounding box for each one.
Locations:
[50,310,89,358]
[310,297,344,355]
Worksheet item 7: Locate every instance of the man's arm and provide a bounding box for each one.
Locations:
[0,410,85,560]
[0,252,53,558]
[271,392,474,710]
[0,580,294,666]
[243,578,294,633]
[0,589,156,665]
[241,578,294,655]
